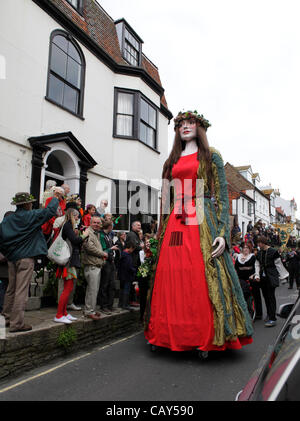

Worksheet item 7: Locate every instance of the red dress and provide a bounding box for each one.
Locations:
[145,152,252,351]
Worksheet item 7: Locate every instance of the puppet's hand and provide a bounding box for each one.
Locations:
[211,237,226,258]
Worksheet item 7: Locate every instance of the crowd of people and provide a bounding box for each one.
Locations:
[231,217,283,249]
[1,180,299,335]
[0,181,158,333]
[231,217,300,328]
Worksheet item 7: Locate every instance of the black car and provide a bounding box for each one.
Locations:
[236,291,300,401]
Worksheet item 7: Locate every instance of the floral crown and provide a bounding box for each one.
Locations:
[174,110,211,131]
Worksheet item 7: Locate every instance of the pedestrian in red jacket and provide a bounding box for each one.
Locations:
[82,204,96,227]
[42,187,66,237]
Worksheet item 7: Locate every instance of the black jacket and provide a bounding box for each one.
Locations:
[126,231,142,268]
[286,251,300,270]
[62,221,83,268]
[118,251,136,286]
[256,247,280,288]
[114,239,125,269]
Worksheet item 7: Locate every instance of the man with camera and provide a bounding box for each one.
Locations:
[0,188,63,332]
[81,215,108,320]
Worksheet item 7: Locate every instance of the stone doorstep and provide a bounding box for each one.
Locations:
[25,297,41,312]
[0,305,142,380]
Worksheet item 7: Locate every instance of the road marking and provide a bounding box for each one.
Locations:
[0,331,142,394]
[96,332,141,351]
[0,353,91,394]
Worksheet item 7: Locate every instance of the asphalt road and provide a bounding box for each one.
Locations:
[0,283,298,402]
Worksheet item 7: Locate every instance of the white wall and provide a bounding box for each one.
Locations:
[254,192,270,225]
[0,138,32,219]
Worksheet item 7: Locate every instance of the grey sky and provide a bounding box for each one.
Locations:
[99,0,300,218]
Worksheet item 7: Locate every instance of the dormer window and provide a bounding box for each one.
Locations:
[66,0,83,15]
[124,29,140,66]
[115,19,143,67]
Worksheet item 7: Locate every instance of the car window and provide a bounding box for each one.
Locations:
[259,294,300,400]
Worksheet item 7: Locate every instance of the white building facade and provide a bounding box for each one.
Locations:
[235,166,270,226]
[275,195,297,224]
[232,193,255,238]
[260,186,276,224]
[0,0,172,230]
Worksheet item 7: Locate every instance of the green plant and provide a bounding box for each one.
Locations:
[137,238,158,279]
[57,327,77,351]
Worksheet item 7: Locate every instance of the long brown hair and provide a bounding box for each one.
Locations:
[64,208,79,231]
[162,123,213,190]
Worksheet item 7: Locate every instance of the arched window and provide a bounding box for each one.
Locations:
[46,30,85,117]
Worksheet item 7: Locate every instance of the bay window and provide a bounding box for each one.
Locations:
[114,88,158,151]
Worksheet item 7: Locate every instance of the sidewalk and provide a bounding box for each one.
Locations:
[0,302,141,381]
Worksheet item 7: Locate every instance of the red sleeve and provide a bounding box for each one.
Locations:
[82,214,91,226]
[60,199,66,213]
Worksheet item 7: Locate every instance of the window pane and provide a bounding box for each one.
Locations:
[124,51,130,63]
[66,57,81,88]
[124,40,139,66]
[132,49,138,60]
[117,115,133,136]
[150,189,158,214]
[48,74,64,105]
[147,127,155,148]
[126,30,139,51]
[63,84,78,113]
[117,93,134,115]
[68,42,81,64]
[133,38,139,50]
[68,0,79,8]
[149,106,156,128]
[115,213,130,231]
[52,35,68,53]
[140,122,147,143]
[51,44,67,79]
[140,99,148,123]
